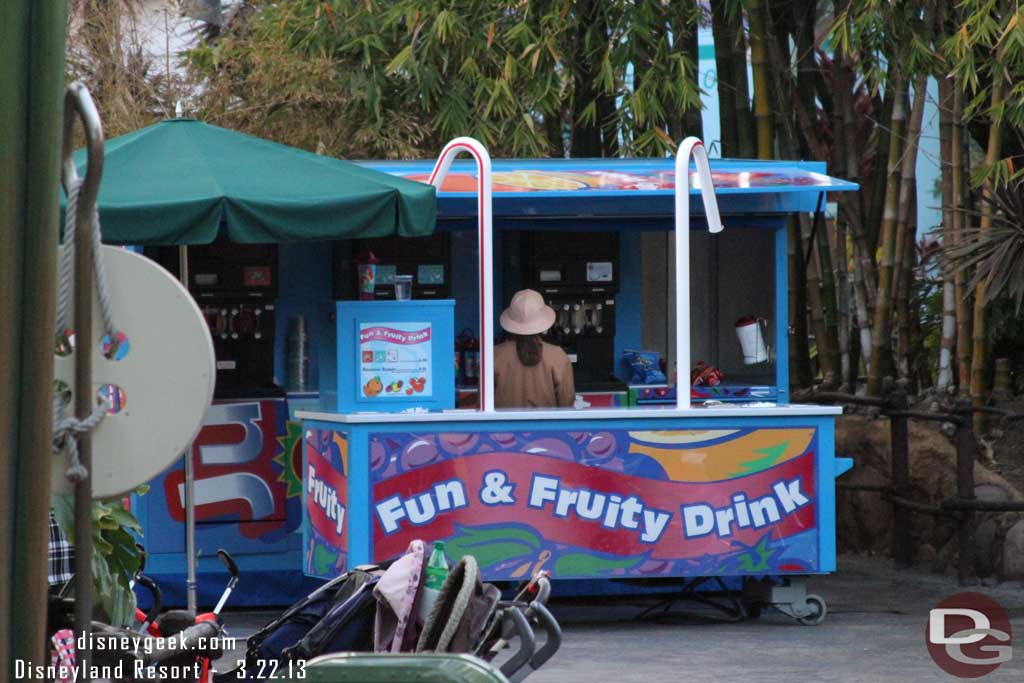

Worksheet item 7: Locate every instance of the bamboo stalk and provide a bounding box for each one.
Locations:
[846,199,878,298]
[711,0,739,157]
[833,41,859,389]
[731,13,756,157]
[851,242,874,372]
[827,40,854,389]
[895,195,917,385]
[952,86,971,393]
[831,216,853,390]
[802,214,839,385]
[866,73,909,395]
[892,54,931,382]
[937,74,956,390]
[789,217,813,386]
[817,215,842,387]
[970,76,1006,433]
[746,0,773,159]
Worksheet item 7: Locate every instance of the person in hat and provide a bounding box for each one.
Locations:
[495,289,575,409]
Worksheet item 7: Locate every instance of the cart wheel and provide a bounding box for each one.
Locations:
[797,594,827,626]
[741,601,763,620]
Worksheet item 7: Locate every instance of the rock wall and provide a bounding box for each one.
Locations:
[835,415,1024,580]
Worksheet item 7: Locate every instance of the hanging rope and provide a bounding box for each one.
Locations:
[53,179,121,483]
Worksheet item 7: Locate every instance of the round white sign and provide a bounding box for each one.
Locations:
[52,246,215,499]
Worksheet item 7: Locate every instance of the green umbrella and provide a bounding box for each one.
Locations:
[64,118,436,245]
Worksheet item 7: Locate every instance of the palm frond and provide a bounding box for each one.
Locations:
[943,180,1024,312]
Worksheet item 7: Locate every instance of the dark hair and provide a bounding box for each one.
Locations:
[513,334,542,367]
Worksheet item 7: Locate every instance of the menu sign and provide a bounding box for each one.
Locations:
[359,322,433,399]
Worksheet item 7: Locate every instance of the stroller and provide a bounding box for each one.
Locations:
[224,542,561,682]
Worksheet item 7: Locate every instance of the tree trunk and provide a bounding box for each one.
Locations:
[970,76,1006,433]
[746,0,772,159]
[544,105,565,157]
[731,13,755,157]
[952,86,972,393]
[866,74,908,395]
[792,0,818,160]
[680,11,703,138]
[710,0,738,157]
[937,74,956,391]
[570,0,616,158]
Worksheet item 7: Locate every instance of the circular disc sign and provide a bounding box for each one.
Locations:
[52,246,215,499]
[926,591,1013,678]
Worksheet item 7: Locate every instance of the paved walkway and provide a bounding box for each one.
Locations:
[220,554,1024,681]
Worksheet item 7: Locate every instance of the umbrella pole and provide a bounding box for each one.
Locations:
[179,244,198,614]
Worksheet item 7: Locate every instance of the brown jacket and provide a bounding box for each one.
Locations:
[493,340,575,409]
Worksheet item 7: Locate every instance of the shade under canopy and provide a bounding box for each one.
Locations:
[65,119,437,245]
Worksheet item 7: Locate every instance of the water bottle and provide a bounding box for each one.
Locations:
[417,541,450,624]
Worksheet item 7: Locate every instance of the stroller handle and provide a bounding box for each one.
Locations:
[532,576,551,606]
[525,602,561,672]
[498,608,536,680]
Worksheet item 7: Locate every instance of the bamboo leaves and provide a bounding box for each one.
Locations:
[184,0,703,159]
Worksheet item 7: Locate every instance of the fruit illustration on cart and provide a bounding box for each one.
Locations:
[410,376,427,393]
[385,379,403,393]
[363,376,383,397]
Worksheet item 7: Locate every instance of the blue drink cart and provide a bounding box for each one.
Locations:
[299,138,858,622]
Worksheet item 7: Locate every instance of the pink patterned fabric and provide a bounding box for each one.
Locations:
[50,629,76,682]
[373,539,426,652]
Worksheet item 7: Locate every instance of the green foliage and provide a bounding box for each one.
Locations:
[946,181,1024,312]
[942,3,1024,186]
[183,0,702,158]
[53,496,142,628]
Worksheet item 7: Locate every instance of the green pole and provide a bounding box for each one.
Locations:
[0,0,68,675]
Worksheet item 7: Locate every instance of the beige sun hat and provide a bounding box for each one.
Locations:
[499,289,556,336]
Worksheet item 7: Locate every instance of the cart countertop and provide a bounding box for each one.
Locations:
[296,404,841,424]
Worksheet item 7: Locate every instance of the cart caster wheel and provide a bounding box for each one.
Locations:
[741,602,763,620]
[797,594,827,626]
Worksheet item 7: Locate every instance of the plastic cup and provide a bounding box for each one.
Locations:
[394,274,413,300]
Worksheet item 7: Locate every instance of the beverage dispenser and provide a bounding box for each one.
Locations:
[522,231,623,391]
[148,240,282,399]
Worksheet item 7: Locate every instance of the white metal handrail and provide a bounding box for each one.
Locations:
[429,136,721,413]
[675,138,724,409]
[428,138,495,412]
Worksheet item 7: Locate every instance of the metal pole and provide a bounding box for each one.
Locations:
[2,0,66,673]
[428,139,493,412]
[179,244,198,613]
[673,138,723,410]
[955,400,976,585]
[62,82,105,683]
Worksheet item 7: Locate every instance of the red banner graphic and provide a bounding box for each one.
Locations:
[306,440,348,546]
[372,451,816,562]
[359,326,432,345]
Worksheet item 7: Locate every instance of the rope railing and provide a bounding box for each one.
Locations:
[795,387,1024,585]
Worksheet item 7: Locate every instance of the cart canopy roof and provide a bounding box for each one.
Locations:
[64,119,436,245]
[359,157,857,223]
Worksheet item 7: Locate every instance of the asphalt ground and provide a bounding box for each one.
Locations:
[215,554,1024,682]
